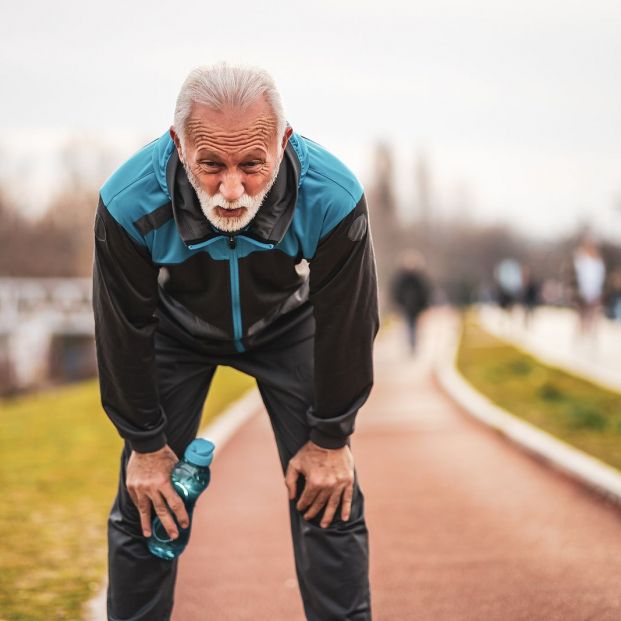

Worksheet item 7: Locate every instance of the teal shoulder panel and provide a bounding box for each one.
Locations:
[152,131,175,194]
[292,136,364,259]
[303,136,363,206]
[99,132,173,245]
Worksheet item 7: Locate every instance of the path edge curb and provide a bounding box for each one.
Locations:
[435,322,621,510]
[85,387,263,621]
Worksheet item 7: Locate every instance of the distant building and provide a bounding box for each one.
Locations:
[0,278,95,395]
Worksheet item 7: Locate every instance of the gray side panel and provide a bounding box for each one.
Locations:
[134,203,174,236]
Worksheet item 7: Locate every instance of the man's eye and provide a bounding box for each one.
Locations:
[242,161,262,170]
[200,161,222,169]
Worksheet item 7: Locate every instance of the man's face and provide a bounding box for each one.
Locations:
[172,97,290,233]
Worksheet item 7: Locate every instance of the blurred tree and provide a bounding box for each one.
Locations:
[0,189,33,275]
[0,135,101,277]
[35,185,97,276]
[367,142,400,311]
[0,186,96,277]
[415,152,433,234]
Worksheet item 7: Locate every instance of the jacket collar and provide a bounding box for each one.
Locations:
[165,139,301,248]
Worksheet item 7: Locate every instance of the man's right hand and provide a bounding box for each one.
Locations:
[126,444,190,540]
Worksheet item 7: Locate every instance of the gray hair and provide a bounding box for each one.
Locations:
[173,62,287,148]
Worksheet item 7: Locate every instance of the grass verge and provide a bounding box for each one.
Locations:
[0,367,255,621]
[456,316,621,472]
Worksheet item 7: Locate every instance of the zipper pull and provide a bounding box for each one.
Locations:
[228,235,237,250]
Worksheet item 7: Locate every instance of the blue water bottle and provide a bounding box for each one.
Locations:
[147,438,215,560]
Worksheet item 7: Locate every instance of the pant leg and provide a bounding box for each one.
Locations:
[232,331,372,621]
[107,330,217,621]
[404,313,417,352]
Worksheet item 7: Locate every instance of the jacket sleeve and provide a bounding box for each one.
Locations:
[92,197,167,453]
[307,192,380,449]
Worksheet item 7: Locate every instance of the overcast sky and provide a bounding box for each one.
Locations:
[1,0,620,239]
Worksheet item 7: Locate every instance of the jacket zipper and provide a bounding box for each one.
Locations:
[188,235,276,352]
[227,236,245,353]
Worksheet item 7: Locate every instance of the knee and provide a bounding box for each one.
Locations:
[291,481,367,532]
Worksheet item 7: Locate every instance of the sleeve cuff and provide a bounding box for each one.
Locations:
[310,429,351,449]
[128,432,167,453]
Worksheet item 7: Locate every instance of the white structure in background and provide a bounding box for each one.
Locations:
[0,278,94,390]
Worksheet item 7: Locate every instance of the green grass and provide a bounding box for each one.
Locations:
[0,367,255,621]
[457,316,621,471]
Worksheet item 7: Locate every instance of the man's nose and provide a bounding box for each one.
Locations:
[219,173,244,202]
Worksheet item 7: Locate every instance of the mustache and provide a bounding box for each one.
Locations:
[201,193,258,211]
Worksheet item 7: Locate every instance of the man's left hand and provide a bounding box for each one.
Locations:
[285,440,354,528]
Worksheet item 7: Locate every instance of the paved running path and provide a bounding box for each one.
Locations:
[174,309,621,620]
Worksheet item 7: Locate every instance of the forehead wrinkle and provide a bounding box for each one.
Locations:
[195,145,270,161]
[193,135,270,150]
[186,115,277,147]
[192,131,272,144]
[194,143,270,155]
[191,136,275,159]
[186,114,276,129]
[187,120,275,135]
[189,129,274,146]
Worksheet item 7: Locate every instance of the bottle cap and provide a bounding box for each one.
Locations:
[184,438,215,467]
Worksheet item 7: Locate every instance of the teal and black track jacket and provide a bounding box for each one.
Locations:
[92,130,380,452]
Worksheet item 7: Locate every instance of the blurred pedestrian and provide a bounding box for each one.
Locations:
[391,249,431,354]
[494,258,523,311]
[521,266,540,328]
[570,237,606,342]
[604,267,621,321]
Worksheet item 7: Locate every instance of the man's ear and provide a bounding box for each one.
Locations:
[169,126,184,162]
[281,125,293,150]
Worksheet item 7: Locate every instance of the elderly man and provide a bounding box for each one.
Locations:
[92,62,379,621]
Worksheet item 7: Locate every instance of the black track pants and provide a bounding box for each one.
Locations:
[106,317,372,621]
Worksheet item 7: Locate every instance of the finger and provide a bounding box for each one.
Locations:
[285,462,300,500]
[340,483,354,521]
[162,484,189,529]
[296,479,320,512]
[151,492,179,540]
[303,489,331,520]
[136,495,153,537]
[320,489,345,529]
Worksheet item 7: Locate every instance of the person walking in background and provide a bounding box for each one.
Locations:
[604,267,621,321]
[390,249,431,354]
[521,265,540,328]
[570,237,606,344]
[494,257,523,313]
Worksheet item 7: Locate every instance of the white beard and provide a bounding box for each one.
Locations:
[185,159,281,233]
